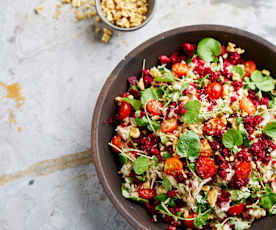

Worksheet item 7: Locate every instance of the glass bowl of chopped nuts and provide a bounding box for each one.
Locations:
[95,0,156,31]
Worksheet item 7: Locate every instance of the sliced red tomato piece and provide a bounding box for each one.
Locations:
[172,63,190,77]
[206,82,223,99]
[244,60,256,76]
[228,203,245,216]
[200,139,213,157]
[146,99,162,115]
[240,97,256,115]
[137,184,156,199]
[164,157,183,175]
[235,162,252,180]
[204,118,226,136]
[160,118,178,133]
[111,135,122,152]
[183,213,196,228]
[118,101,131,120]
[196,157,216,179]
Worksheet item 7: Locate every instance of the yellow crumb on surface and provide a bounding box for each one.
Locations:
[75,10,85,20]
[0,82,25,108]
[62,0,71,3]
[72,0,81,8]
[8,109,16,125]
[87,10,96,18]
[95,27,101,33]
[95,16,101,22]
[54,9,61,19]
[17,126,22,132]
[34,6,44,14]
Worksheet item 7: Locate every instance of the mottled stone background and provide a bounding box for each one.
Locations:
[0,0,276,229]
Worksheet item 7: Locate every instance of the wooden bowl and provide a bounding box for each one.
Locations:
[91,25,276,230]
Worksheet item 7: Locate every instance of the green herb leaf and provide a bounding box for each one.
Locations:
[239,122,251,148]
[260,193,276,209]
[147,120,160,132]
[133,156,149,175]
[222,129,243,149]
[121,185,148,203]
[251,70,275,92]
[197,38,222,63]
[230,66,245,78]
[194,209,211,228]
[168,198,176,207]
[118,154,128,165]
[263,121,276,138]
[176,131,201,160]
[182,100,201,123]
[162,178,172,191]
[154,71,175,82]
[163,152,172,160]
[134,111,148,126]
[121,98,142,111]
[155,193,168,202]
[141,88,158,107]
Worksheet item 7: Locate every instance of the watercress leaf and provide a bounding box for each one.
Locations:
[134,111,148,126]
[121,98,141,111]
[263,121,276,138]
[121,185,148,203]
[133,156,149,175]
[141,88,158,107]
[154,71,175,82]
[194,210,211,228]
[155,193,168,202]
[176,131,201,160]
[239,123,251,148]
[152,156,159,166]
[162,178,172,191]
[147,120,160,132]
[168,198,176,207]
[182,100,201,123]
[230,66,245,78]
[222,129,243,149]
[251,70,264,82]
[197,38,222,63]
[118,154,128,165]
[260,193,276,209]
[163,152,172,160]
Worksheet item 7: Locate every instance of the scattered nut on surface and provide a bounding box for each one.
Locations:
[95,16,101,22]
[87,10,97,18]
[34,6,44,14]
[130,127,140,138]
[75,10,85,20]
[101,0,148,28]
[207,187,218,207]
[262,69,270,76]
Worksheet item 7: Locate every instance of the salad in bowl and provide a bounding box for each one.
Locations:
[108,37,276,230]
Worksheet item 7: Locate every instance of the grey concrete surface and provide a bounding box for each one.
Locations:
[0,0,276,229]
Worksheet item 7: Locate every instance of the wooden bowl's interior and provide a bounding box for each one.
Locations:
[92,25,276,230]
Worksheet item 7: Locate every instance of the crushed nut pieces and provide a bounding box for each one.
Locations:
[101,0,148,28]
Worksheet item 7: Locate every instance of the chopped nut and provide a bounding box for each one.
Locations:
[115,96,122,102]
[262,69,270,76]
[236,48,245,54]
[103,28,112,36]
[232,72,241,81]
[152,115,160,121]
[34,6,44,14]
[226,42,236,52]
[87,10,96,18]
[75,10,85,20]
[222,53,228,59]
[137,78,145,90]
[130,127,140,138]
[202,185,210,191]
[101,33,111,43]
[95,27,101,34]
[149,67,161,78]
[207,187,218,207]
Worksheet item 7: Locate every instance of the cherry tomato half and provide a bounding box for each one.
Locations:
[146,99,163,115]
[204,118,226,136]
[206,82,223,99]
[240,97,256,115]
[235,162,252,180]
[164,157,183,175]
[137,184,156,199]
[172,63,190,77]
[196,157,216,179]
[228,203,245,216]
[111,135,122,152]
[183,213,197,228]
[160,118,178,133]
[244,60,256,76]
[118,101,131,120]
[200,139,213,157]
